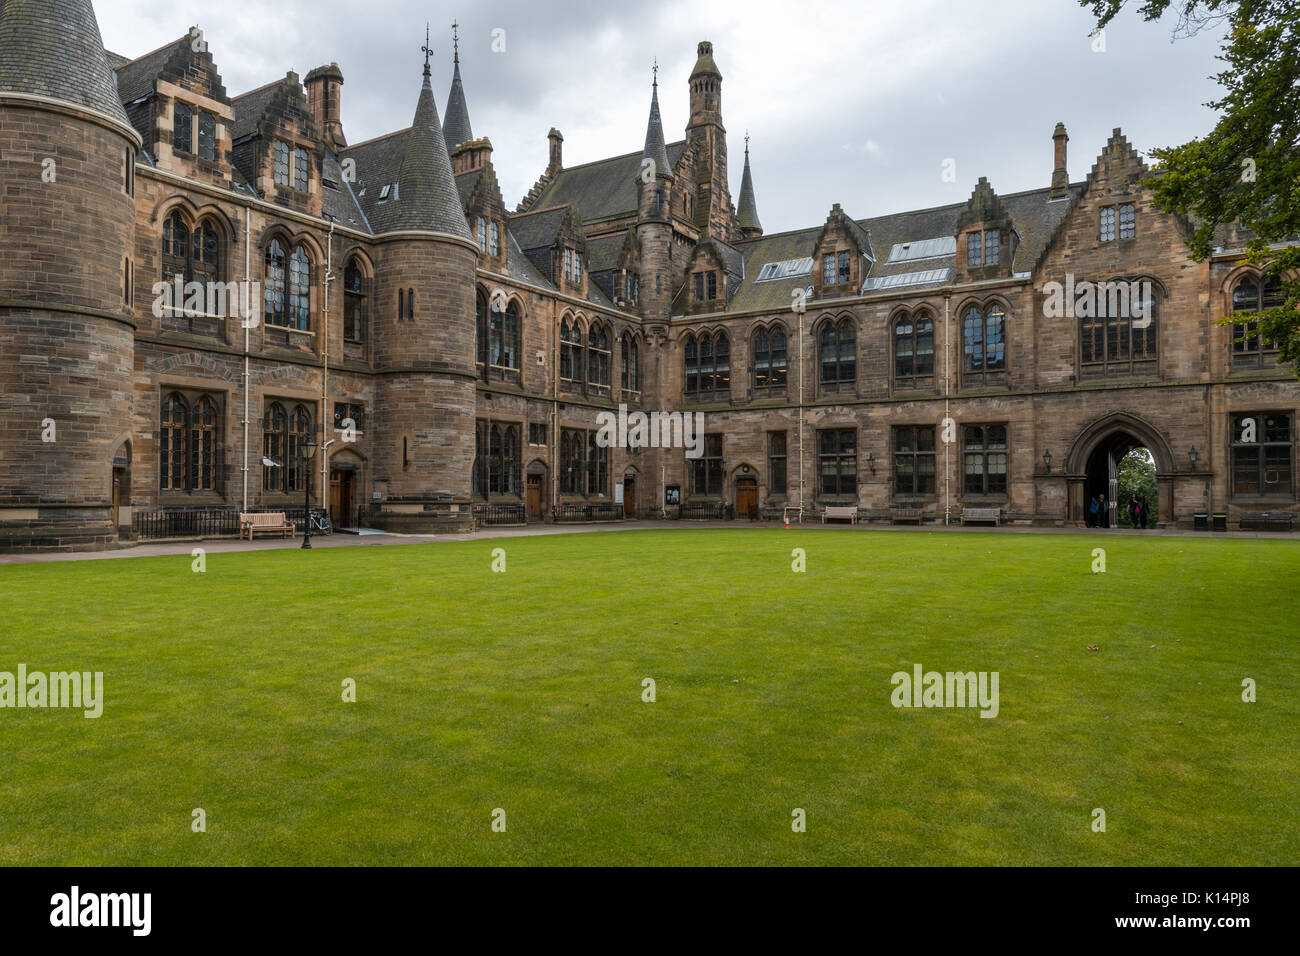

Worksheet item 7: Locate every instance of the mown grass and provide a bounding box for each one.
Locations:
[1,528,1296,865]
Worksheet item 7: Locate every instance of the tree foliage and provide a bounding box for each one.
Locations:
[1080,0,1300,372]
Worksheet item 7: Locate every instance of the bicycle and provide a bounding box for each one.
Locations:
[308,508,332,536]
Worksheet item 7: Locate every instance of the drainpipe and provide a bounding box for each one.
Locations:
[551,295,559,515]
[944,294,951,526]
[321,220,335,510]
[798,306,805,521]
[241,208,251,511]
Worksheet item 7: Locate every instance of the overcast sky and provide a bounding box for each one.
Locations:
[95,0,1228,234]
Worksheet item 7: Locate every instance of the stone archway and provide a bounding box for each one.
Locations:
[1065,413,1175,526]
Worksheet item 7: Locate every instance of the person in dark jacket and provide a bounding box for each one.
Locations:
[1088,496,1099,528]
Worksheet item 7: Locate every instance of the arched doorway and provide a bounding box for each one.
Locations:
[328,448,365,530]
[525,460,548,521]
[111,439,131,538]
[1067,413,1174,527]
[734,467,759,518]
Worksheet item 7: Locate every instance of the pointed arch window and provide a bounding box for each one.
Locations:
[488,298,521,371]
[287,245,311,331]
[962,305,1006,386]
[753,324,788,396]
[476,291,489,368]
[894,312,935,388]
[1079,278,1158,377]
[160,391,221,493]
[560,318,585,386]
[588,322,610,388]
[819,318,856,391]
[343,258,368,343]
[484,423,522,497]
[262,402,314,493]
[264,239,286,327]
[1231,274,1282,369]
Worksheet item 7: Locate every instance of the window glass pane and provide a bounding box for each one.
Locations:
[294,148,309,191]
[173,102,192,153]
[274,141,290,186]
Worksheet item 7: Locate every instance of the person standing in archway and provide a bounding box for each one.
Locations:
[1088,495,1098,528]
[1098,493,1108,529]
[1128,494,1141,529]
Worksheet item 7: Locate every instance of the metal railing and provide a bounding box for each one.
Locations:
[474,503,527,526]
[679,501,731,520]
[552,503,625,523]
[132,506,313,540]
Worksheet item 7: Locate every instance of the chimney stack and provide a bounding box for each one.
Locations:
[305,63,346,150]
[1051,121,1069,199]
[547,128,563,175]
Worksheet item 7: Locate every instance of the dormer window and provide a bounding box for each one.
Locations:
[573,250,582,283]
[477,216,488,252]
[172,102,216,161]
[966,230,999,267]
[294,147,309,191]
[274,141,290,186]
[489,222,500,256]
[693,271,718,302]
[838,251,851,283]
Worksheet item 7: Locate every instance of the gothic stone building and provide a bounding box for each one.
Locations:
[1,0,1297,551]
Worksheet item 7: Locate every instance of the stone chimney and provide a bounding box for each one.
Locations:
[1051,122,1069,199]
[305,63,346,149]
[547,128,563,175]
[452,137,493,175]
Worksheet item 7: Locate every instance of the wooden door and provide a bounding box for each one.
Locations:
[623,478,636,518]
[329,469,354,528]
[526,474,542,519]
[111,469,123,529]
[736,477,757,518]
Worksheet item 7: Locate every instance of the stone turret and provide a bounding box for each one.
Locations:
[369,45,479,533]
[0,0,142,550]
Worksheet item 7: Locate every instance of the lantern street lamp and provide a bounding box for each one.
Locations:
[1189,445,1199,468]
[1043,449,1053,473]
[300,436,317,549]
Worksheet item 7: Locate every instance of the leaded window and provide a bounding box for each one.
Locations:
[819,428,857,497]
[294,147,309,191]
[274,141,290,186]
[263,240,286,326]
[690,434,724,497]
[966,231,982,267]
[1099,207,1116,242]
[819,318,856,390]
[894,426,936,496]
[1119,203,1136,239]
[197,111,216,161]
[894,313,935,388]
[753,324,788,396]
[1079,279,1158,376]
[1231,412,1292,497]
[173,102,193,154]
[287,245,311,331]
[1231,275,1283,369]
[343,258,367,343]
[963,425,1007,496]
[769,431,788,496]
[587,322,610,388]
[963,305,1006,386]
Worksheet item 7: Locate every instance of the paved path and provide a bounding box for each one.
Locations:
[1,519,1295,565]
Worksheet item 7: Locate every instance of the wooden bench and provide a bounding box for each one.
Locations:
[891,508,924,524]
[1239,512,1295,532]
[821,505,858,525]
[239,511,295,540]
[961,507,1001,526]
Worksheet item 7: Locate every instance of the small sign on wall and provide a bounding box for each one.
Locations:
[615,482,624,504]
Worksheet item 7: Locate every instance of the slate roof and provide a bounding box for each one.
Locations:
[381,71,471,237]
[586,233,627,272]
[112,35,185,103]
[443,58,472,151]
[231,78,284,141]
[505,230,553,289]
[641,81,671,180]
[0,0,130,124]
[737,146,761,233]
[509,205,571,254]
[723,183,1084,314]
[342,127,408,227]
[455,167,482,206]
[529,140,688,224]
[321,151,370,230]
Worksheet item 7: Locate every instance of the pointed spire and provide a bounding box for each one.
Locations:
[443,21,473,151]
[0,0,131,125]
[737,133,762,237]
[388,48,473,239]
[640,63,671,180]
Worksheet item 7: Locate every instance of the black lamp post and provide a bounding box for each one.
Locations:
[1043,449,1053,473]
[865,451,876,475]
[300,436,317,549]
[1189,445,1199,468]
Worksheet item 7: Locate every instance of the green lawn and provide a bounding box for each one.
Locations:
[1,528,1296,866]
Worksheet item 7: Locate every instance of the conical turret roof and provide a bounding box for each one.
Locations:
[0,0,131,125]
[737,138,761,234]
[641,76,671,180]
[388,61,473,239]
[443,39,472,151]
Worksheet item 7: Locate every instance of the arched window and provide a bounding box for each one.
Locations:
[485,298,521,371]
[288,245,311,331]
[476,292,489,368]
[1079,278,1158,377]
[192,221,219,286]
[588,322,610,388]
[963,305,1006,386]
[406,288,415,322]
[263,239,286,327]
[343,258,368,343]
[1231,274,1282,369]
[621,334,640,393]
[287,404,312,492]
[190,396,217,491]
[262,402,286,491]
[714,333,730,396]
[399,288,406,323]
[160,392,187,491]
[504,303,521,370]
[699,334,714,394]
[894,312,935,388]
[486,424,521,496]
[684,335,698,395]
[819,318,856,390]
[161,212,189,313]
[560,318,585,386]
[753,324,787,396]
